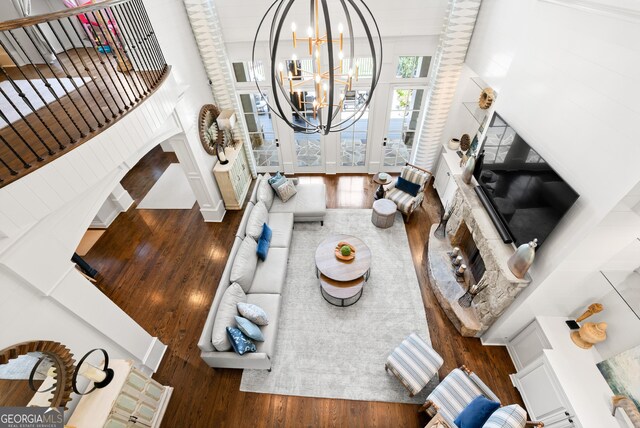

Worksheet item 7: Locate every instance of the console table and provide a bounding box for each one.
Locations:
[507,317,632,428]
[68,360,172,428]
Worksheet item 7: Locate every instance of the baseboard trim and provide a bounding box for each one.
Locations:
[142,337,168,373]
[200,200,226,223]
[480,336,508,346]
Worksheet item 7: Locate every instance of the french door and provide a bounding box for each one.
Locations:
[381,86,427,172]
[238,90,283,173]
[337,89,372,173]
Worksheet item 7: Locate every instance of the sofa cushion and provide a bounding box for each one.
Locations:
[237,302,270,325]
[267,213,293,248]
[211,283,246,351]
[454,396,501,428]
[246,293,281,358]
[230,237,259,292]
[235,316,264,342]
[269,182,326,219]
[249,247,289,294]
[226,326,257,355]
[274,179,297,202]
[483,405,527,428]
[236,202,254,239]
[257,174,275,210]
[246,201,269,240]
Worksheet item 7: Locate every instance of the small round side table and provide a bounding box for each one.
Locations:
[372,173,392,200]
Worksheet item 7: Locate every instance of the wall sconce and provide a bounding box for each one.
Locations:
[72,348,115,395]
[216,109,238,147]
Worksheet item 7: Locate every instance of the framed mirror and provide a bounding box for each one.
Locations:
[0,341,75,409]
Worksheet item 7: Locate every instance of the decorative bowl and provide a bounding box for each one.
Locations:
[335,242,356,261]
[379,172,389,182]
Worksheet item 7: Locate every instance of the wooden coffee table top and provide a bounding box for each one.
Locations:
[315,234,372,282]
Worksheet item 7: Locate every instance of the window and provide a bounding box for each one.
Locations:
[396,56,431,79]
[232,61,265,82]
[342,57,374,78]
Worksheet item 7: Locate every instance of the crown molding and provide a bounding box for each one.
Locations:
[539,0,640,22]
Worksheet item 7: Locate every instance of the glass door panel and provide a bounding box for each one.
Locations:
[340,90,370,170]
[292,90,323,170]
[239,92,281,172]
[383,88,425,169]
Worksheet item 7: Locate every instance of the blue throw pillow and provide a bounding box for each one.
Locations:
[257,236,270,261]
[261,223,272,243]
[269,172,287,191]
[454,396,501,428]
[396,176,421,197]
[235,316,264,341]
[226,326,257,355]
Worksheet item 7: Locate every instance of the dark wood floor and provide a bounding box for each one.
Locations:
[83,146,523,428]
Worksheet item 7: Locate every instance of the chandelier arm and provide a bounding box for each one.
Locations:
[329,0,354,124]
[320,0,334,135]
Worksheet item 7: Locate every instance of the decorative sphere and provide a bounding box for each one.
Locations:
[340,245,351,256]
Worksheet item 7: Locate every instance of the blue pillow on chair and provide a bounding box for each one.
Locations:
[454,396,501,428]
[226,326,257,355]
[257,223,272,261]
[396,176,421,197]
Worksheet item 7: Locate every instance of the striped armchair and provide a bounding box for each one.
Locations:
[420,366,543,428]
[384,163,432,222]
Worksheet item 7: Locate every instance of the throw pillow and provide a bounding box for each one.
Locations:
[230,237,259,292]
[482,405,527,428]
[257,223,272,261]
[246,201,269,240]
[454,396,501,428]
[211,283,247,351]
[257,175,275,210]
[226,326,257,355]
[235,315,264,341]
[275,179,297,202]
[269,172,287,191]
[396,176,421,197]
[237,302,269,326]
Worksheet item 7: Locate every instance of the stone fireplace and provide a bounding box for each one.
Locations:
[427,176,531,337]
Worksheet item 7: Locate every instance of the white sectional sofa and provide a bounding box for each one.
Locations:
[198,174,326,370]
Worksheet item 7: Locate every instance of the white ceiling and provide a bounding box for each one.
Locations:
[213,0,449,43]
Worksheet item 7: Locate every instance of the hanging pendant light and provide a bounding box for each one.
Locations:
[253,0,382,135]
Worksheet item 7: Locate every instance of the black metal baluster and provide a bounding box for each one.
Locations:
[41,21,105,128]
[122,0,160,85]
[0,111,43,163]
[110,4,150,95]
[127,0,163,82]
[65,16,119,118]
[79,13,129,114]
[19,26,93,135]
[8,29,86,139]
[135,0,167,72]
[0,65,65,150]
[98,8,141,102]
[0,154,19,176]
[0,84,55,155]
[86,11,134,109]
[0,37,75,144]
[0,133,31,169]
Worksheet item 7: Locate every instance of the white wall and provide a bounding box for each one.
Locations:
[457,0,640,344]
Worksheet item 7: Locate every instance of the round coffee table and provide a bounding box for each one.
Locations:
[315,234,372,307]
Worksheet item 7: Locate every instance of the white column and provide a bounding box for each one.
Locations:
[412,0,482,171]
[182,0,257,178]
[91,183,134,228]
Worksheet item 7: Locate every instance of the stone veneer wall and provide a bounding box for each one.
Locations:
[445,176,530,333]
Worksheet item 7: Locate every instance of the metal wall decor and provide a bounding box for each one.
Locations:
[253,0,382,135]
[198,104,225,156]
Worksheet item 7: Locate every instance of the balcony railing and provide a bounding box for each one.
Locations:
[0,0,169,188]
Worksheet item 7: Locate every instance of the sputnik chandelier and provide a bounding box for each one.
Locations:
[252,0,382,135]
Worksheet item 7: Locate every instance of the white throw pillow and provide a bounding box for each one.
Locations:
[230,236,259,292]
[275,179,297,202]
[257,175,275,210]
[211,283,246,351]
[237,302,269,326]
[246,201,269,240]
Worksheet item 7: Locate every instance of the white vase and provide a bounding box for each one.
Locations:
[448,138,460,150]
[507,239,538,279]
[461,155,476,184]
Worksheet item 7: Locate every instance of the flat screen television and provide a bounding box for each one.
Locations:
[474,113,579,248]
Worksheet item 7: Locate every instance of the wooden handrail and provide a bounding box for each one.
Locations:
[0,0,131,32]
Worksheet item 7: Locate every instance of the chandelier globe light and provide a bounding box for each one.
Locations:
[252,0,383,135]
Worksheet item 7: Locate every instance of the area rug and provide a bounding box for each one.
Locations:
[0,77,89,127]
[240,209,435,404]
[137,164,196,209]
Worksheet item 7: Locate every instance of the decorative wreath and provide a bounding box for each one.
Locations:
[478,88,495,110]
[198,104,225,155]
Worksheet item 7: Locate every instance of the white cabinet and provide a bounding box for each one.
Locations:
[507,319,551,371]
[213,145,252,210]
[68,360,173,428]
[433,146,462,209]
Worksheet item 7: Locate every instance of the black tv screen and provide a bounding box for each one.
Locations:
[475,114,579,248]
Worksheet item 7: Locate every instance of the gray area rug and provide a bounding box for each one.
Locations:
[240,209,436,404]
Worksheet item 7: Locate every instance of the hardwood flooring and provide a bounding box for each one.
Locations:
[83,146,524,428]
